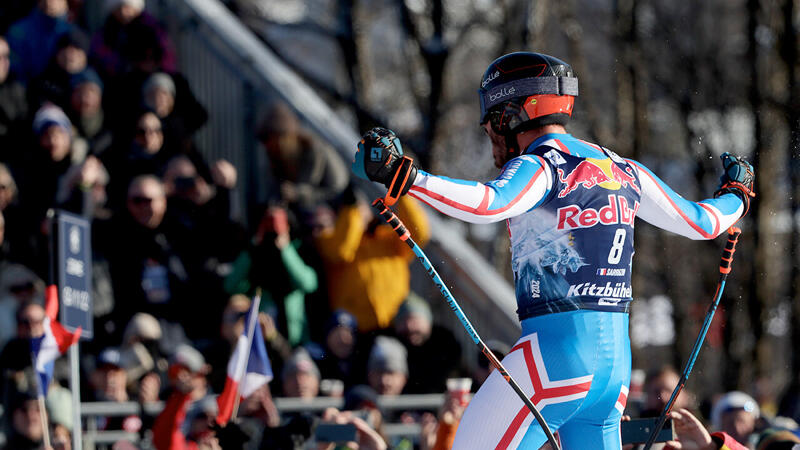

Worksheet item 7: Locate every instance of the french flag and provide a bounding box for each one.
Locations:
[31,285,81,396]
[216,294,273,425]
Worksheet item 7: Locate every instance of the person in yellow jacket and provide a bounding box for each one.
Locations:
[315,192,429,333]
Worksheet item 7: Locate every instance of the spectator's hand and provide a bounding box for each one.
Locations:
[260,384,282,427]
[419,411,438,450]
[280,181,298,202]
[275,229,290,249]
[196,434,223,450]
[211,159,237,189]
[664,408,716,450]
[138,372,161,403]
[316,409,388,450]
[620,415,634,450]
[439,391,466,425]
[254,206,290,246]
[259,312,278,342]
[350,415,388,450]
[175,368,194,394]
[78,156,104,189]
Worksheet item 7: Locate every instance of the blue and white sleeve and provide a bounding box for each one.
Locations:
[629,159,743,240]
[408,155,552,224]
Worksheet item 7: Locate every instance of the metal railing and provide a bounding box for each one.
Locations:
[149,0,521,360]
[81,394,449,445]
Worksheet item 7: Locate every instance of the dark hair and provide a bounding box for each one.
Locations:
[9,389,37,412]
[15,301,43,324]
[122,22,164,64]
[56,28,90,53]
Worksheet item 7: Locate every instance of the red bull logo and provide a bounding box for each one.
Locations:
[557,194,639,230]
[557,158,641,198]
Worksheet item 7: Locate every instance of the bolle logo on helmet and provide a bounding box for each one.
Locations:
[488,86,516,102]
[482,71,500,88]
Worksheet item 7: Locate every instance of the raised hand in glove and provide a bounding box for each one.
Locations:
[714,152,755,216]
[352,127,418,205]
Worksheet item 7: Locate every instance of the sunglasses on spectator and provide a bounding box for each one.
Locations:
[137,126,162,136]
[223,311,247,324]
[18,316,43,326]
[129,196,156,205]
[9,281,35,293]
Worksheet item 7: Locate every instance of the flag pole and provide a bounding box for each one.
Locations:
[231,288,262,422]
[30,352,52,448]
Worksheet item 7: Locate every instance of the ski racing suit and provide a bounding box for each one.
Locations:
[407,133,744,449]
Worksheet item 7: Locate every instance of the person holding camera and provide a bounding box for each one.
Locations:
[315,407,388,450]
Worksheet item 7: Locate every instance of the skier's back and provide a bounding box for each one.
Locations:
[352,52,755,449]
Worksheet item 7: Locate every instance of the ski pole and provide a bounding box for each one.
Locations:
[642,227,742,450]
[372,198,561,450]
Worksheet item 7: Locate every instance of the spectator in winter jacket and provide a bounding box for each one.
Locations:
[0,36,29,163]
[0,303,46,403]
[12,104,83,273]
[312,309,365,390]
[67,68,114,158]
[161,155,244,340]
[225,205,317,347]
[27,27,90,110]
[99,175,191,340]
[152,344,214,450]
[4,390,46,450]
[366,336,408,396]
[711,391,762,448]
[89,0,176,79]
[162,155,243,266]
[391,293,462,394]
[257,102,348,229]
[281,348,320,400]
[315,193,429,332]
[17,103,84,218]
[101,23,203,153]
[142,72,208,153]
[6,0,73,82]
[103,111,171,206]
[88,348,144,434]
[0,264,44,351]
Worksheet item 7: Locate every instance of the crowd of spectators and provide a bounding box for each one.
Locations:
[3,1,800,450]
[0,1,471,449]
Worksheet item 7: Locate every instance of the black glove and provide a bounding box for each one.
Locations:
[352,127,418,204]
[714,152,755,216]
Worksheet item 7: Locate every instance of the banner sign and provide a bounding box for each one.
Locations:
[56,210,93,339]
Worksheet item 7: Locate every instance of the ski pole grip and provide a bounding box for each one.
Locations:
[719,227,742,274]
[372,199,410,241]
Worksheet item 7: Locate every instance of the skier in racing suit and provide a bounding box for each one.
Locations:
[352,52,756,449]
